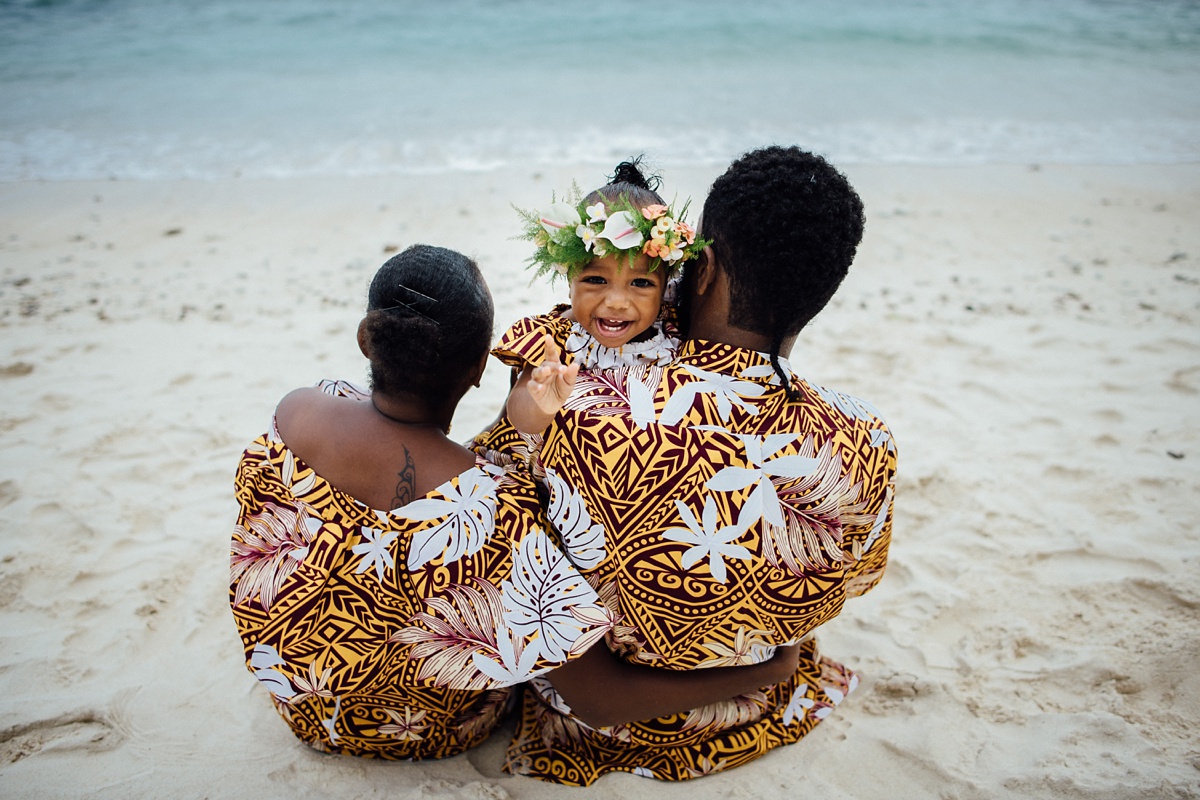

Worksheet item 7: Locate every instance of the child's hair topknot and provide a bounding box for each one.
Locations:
[591,155,665,208]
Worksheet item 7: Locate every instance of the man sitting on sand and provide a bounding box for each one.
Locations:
[504,146,898,785]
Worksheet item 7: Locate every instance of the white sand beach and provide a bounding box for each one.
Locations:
[1,162,1198,798]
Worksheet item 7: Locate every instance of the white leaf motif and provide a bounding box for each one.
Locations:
[250,645,295,699]
[782,683,814,726]
[544,468,606,570]
[400,470,497,570]
[502,527,603,662]
[661,498,752,584]
[628,374,656,429]
[660,365,765,426]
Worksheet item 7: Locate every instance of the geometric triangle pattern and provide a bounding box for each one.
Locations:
[507,338,898,783]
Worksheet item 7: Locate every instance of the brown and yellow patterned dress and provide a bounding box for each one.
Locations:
[230,380,608,760]
[505,339,898,784]
[469,305,679,474]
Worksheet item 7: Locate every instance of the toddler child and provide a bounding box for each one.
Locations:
[470,160,707,470]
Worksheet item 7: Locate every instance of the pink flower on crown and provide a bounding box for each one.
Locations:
[641,204,669,221]
[676,221,696,245]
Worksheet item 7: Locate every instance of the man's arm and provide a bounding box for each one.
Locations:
[841,419,898,597]
[544,643,801,729]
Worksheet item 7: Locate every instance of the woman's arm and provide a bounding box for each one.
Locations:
[544,643,801,729]
[506,335,579,435]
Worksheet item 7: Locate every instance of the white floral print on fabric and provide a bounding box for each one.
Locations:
[378,707,428,741]
[291,662,334,704]
[399,468,497,570]
[544,467,607,569]
[563,365,662,430]
[392,529,605,690]
[500,527,604,663]
[390,580,508,691]
[230,501,322,610]
[782,683,814,726]
[353,527,399,582]
[249,644,295,700]
[697,627,776,667]
[705,433,819,531]
[661,497,752,584]
[659,364,765,426]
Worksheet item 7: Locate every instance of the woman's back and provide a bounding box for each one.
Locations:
[228,246,608,760]
[274,384,475,512]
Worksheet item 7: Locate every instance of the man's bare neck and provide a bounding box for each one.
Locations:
[685,322,796,358]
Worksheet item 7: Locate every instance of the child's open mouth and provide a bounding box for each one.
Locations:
[594,318,633,341]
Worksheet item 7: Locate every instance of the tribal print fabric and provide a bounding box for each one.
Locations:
[230,381,607,760]
[470,306,679,473]
[506,339,897,783]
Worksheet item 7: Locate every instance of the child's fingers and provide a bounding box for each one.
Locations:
[539,334,564,366]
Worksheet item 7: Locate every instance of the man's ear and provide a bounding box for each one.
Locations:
[471,352,487,388]
[693,245,718,295]
[357,318,371,359]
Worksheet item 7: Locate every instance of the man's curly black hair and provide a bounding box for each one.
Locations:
[701,146,865,391]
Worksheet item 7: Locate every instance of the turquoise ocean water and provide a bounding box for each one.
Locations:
[1,0,1198,180]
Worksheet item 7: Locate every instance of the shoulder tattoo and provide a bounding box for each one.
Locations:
[390,445,416,510]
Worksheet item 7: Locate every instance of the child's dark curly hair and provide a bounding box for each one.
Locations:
[588,155,665,209]
[361,244,493,403]
[701,146,865,394]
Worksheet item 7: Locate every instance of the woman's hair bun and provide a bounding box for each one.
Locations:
[363,244,493,402]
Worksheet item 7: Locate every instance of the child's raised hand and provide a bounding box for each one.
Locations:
[527,334,580,415]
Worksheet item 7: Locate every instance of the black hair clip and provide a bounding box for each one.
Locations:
[380,282,440,325]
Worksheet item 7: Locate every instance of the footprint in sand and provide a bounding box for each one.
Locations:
[0,362,34,377]
[0,480,17,509]
[0,712,120,764]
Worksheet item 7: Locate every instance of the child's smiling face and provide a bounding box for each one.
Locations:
[569,252,665,349]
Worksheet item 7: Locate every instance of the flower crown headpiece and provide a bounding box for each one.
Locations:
[514,185,709,282]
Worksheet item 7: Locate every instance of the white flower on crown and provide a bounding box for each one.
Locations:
[576,224,601,253]
[586,202,608,223]
[539,202,582,233]
[598,210,644,250]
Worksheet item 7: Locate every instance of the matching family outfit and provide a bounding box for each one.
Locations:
[489,325,897,784]
[230,380,608,759]
[468,303,679,474]
[230,318,897,783]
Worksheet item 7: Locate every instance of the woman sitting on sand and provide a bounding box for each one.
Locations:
[229,244,800,758]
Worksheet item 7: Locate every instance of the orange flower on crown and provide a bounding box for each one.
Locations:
[641,204,669,220]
